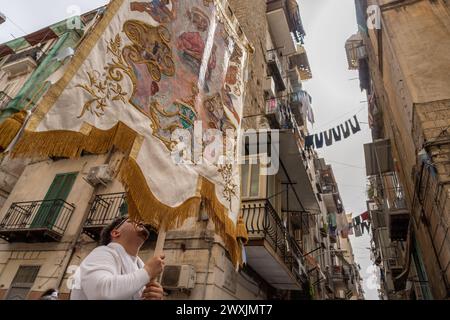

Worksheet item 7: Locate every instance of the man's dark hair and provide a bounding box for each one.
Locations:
[41,288,57,297]
[99,216,128,246]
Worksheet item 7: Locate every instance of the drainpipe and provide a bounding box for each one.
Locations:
[56,148,116,291]
[202,236,214,300]
[201,200,214,300]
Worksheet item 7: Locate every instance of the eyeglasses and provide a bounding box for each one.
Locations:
[114,218,146,231]
[113,218,129,231]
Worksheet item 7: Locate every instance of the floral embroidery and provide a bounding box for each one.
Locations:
[218,163,238,207]
[76,69,127,118]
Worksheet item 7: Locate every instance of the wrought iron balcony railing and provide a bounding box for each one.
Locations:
[83,192,127,240]
[0,199,74,242]
[241,199,306,282]
[265,96,296,130]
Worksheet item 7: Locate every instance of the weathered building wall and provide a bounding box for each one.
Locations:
[229,0,269,130]
[363,0,450,299]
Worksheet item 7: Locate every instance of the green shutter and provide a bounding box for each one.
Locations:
[31,172,78,228]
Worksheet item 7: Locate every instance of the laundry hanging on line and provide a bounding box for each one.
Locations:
[305,115,362,149]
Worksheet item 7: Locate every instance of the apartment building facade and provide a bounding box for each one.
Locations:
[346,0,450,299]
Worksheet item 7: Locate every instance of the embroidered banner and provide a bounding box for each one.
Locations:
[11,0,250,265]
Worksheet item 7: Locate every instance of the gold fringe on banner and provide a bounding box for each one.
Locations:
[119,157,202,230]
[119,157,245,266]
[0,111,28,150]
[198,177,244,266]
[11,122,138,158]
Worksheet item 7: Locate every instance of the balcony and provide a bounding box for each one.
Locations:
[83,192,128,240]
[266,0,305,55]
[0,199,74,242]
[1,48,38,77]
[288,66,302,92]
[322,193,343,214]
[0,91,12,111]
[331,265,351,297]
[388,206,409,241]
[289,45,312,81]
[288,92,304,126]
[345,33,367,70]
[265,97,294,130]
[242,199,306,290]
[266,50,286,92]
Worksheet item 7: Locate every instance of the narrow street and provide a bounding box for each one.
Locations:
[0,0,448,303]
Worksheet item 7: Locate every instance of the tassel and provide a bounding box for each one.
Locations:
[236,216,249,244]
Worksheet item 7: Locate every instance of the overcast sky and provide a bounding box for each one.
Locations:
[300,0,377,299]
[0,0,378,299]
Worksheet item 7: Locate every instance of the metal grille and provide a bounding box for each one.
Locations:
[6,265,40,300]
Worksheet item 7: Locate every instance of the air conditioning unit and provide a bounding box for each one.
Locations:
[160,265,196,291]
[85,165,113,187]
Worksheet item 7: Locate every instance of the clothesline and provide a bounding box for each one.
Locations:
[313,105,366,132]
[305,115,362,149]
[326,160,366,170]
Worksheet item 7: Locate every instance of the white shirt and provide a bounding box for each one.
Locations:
[70,242,149,300]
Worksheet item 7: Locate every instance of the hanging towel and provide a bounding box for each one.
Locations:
[315,132,324,149]
[332,126,342,142]
[324,130,334,147]
[361,211,370,221]
[328,212,337,229]
[349,115,361,134]
[300,91,315,125]
[307,103,315,124]
[354,224,362,237]
[340,121,351,139]
[361,221,370,234]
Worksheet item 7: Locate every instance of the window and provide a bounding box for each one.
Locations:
[267,174,281,213]
[31,172,78,229]
[241,162,262,198]
[6,266,40,300]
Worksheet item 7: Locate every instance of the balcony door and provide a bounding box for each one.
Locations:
[31,172,78,229]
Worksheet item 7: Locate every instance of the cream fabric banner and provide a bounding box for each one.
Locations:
[13,0,250,265]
